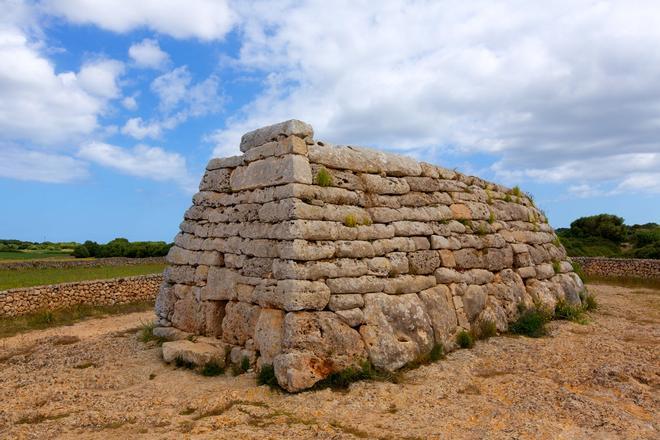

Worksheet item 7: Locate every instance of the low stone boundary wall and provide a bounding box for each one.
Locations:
[572,257,660,279]
[0,256,166,271]
[0,274,162,318]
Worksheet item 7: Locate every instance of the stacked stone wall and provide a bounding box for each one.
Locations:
[0,275,161,318]
[572,257,660,279]
[0,256,165,271]
[156,120,585,391]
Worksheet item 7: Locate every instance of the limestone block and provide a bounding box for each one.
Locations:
[525,279,557,311]
[273,351,331,393]
[153,326,192,341]
[535,263,556,280]
[244,136,308,162]
[326,276,385,294]
[405,177,465,192]
[450,204,472,220]
[514,252,534,268]
[328,294,364,311]
[383,275,436,294]
[260,280,331,311]
[171,294,203,334]
[258,198,369,223]
[335,240,375,258]
[361,174,410,194]
[336,308,365,327]
[517,266,537,279]
[439,249,456,267]
[387,252,409,275]
[462,285,487,321]
[367,207,403,223]
[221,301,261,345]
[360,293,435,371]
[412,236,431,250]
[199,168,232,192]
[372,237,417,254]
[166,246,199,266]
[203,300,226,337]
[155,283,175,320]
[242,239,280,258]
[272,259,368,280]
[254,308,285,364]
[201,267,241,301]
[308,144,422,176]
[454,248,485,269]
[206,155,244,170]
[277,240,336,261]
[355,224,396,240]
[418,285,458,349]
[230,346,257,367]
[392,221,433,236]
[240,119,313,152]
[230,155,312,191]
[162,340,227,367]
[236,283,257,303]
[462,269,494,285]
[408,250,441,275]
[434,267,463,284]
[366,257,391,276]
[484,247,514,271]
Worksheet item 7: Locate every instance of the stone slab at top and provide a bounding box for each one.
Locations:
[240,119,314,152]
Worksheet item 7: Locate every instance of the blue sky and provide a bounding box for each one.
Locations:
[1,1,659,243]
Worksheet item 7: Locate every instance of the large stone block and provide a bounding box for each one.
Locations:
[240,119,313,152]
[230,155,312,191]
[360,293,435,371]
[221,301,261,345]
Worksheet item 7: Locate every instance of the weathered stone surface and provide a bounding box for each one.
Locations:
[230,155,312,191]
[383,275,436,294]
[256,280,330,311]
[162,340,226,367]
[418,285,458,349]
[254,308,285,364]
[222,301,261,345]
[240,119,313,152]
[153,326,191,341]
[408,250,441,275]
[328,294,364,311]
[326,276,384,294]
[462,285,487,321]
[336,308,365,327]
[360,293,434,371]
[273,351,331,392]
[201,267,241,301]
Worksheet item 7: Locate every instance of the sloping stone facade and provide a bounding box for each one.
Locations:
[155,120,585,391]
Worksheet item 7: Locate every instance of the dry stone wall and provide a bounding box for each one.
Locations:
[0,275,161,318]
[0,256,165,271]
[572,257,660,279]
[155,119,585,392]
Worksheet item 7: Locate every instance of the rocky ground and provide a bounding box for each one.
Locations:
[0,283,657,439]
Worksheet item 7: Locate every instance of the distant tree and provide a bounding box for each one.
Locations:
[568,214,626,242]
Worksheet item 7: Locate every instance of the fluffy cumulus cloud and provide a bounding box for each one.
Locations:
[0,146,89,183]
[208,0,660,196]
[78,141,195,190]
[128,38,169,69]
[43,0,236,40]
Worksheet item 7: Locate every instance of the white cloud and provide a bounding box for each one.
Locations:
[44,0,236,40]
[78,58,124,98]
[208,0,660,195]
[120,117,162,139]
[120,66,222,140]
[122,95,137,110]
[78,141,196,191]
[128,38,169,69]
[0,145,88,183]
[0,24,114,145]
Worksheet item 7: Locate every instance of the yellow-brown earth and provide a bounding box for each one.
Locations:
[0,283,657,439]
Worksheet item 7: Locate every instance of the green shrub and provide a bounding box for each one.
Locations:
[488,212,495,224]
[312,361,394,390]
[257,364,278,388]
[314,167,333,187]
[201,361,224,377]
[509,307,550,338]
[456,330,474,348]
[511,186,522,197]
[231,356,251,375]
[504,194,512,202]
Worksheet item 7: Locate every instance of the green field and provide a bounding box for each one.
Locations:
[0,250,75,261]
[0,263,166,290]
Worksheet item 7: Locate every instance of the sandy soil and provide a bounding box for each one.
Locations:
[0,283,658,440]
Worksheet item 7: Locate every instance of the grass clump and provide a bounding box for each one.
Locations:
[476,223,488,236]
[488,211,496,224]
[583,294,598,311]
[231,356,251,375]
[313,361,395,390]
[257,364,279,388]
[504,194,512,203]
[314,167,333,187]
[511,185,522,197]
[552,260,561,274]
[343,214,358,228]
[554,299,588,323]
[509,306,551,338]
[138,321,166,345]
[428,343,445,361]
[201,361,224,377]
[473,320,497,340]
[0,301,154,338]
[456,330,474,348]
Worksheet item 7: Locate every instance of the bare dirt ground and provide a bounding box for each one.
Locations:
[0,283,658,440]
